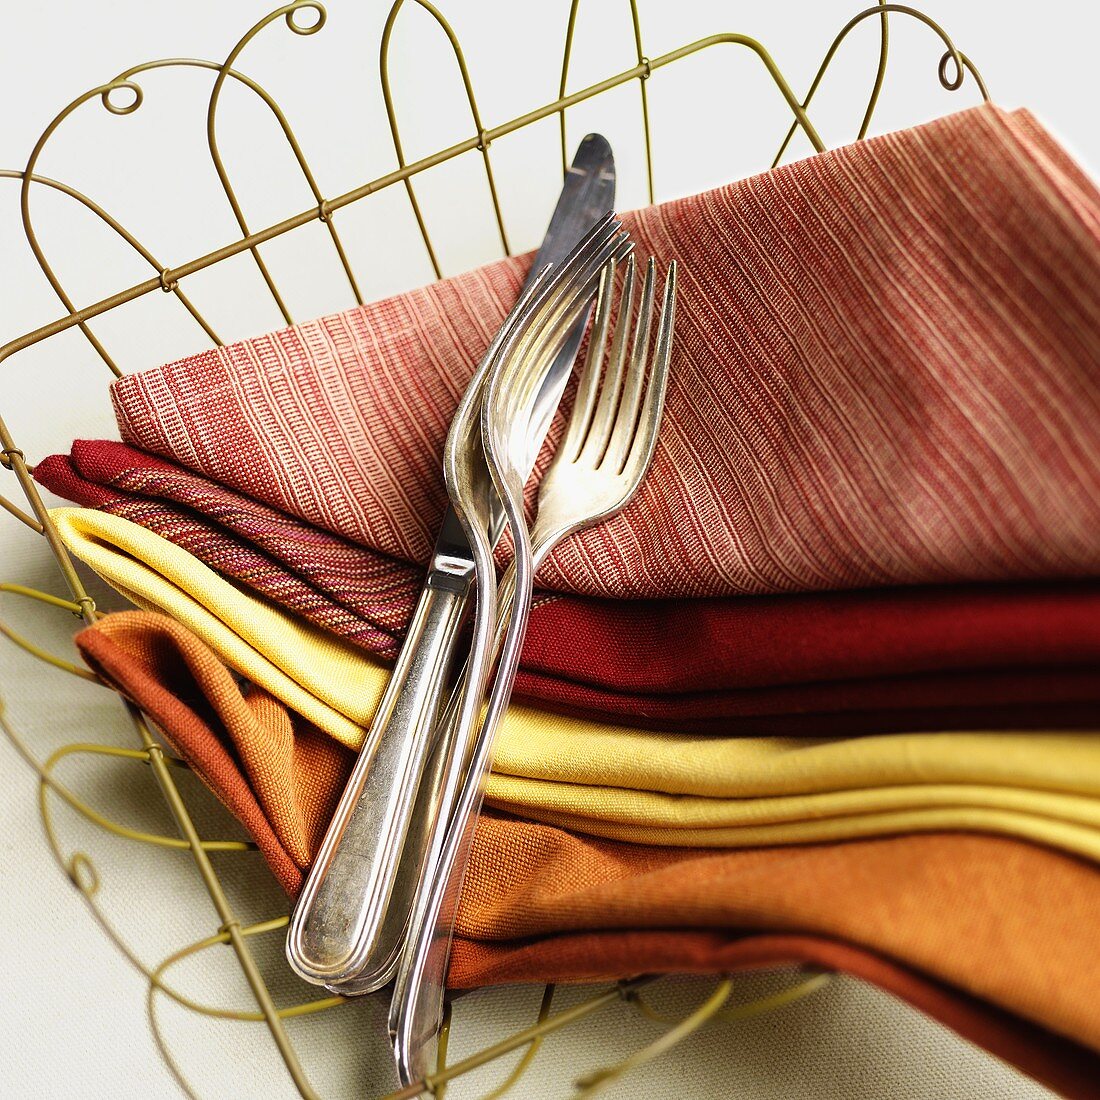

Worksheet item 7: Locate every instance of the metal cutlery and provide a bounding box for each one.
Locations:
[286,137,615,991]
[285,149,617,990]
[391,253,678,1084]
[322,219,633,1000]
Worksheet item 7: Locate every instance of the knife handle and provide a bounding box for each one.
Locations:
[285,572,469,989]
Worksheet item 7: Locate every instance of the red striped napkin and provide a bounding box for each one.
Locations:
[106,104,1100,602]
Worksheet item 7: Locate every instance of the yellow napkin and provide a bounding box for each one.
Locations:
[53,507,381,747]
[54,507,1100,859]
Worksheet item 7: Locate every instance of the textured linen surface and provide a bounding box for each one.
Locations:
[106,104,1100,603]
[46,505,1100,737]
[71,615,1100,1098]
[37,440,413,657]
[73,607,1100,861]
[36,439,1100,733]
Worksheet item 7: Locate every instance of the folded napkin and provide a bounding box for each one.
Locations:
[53,508,379,746]
[73,605,1100,866]
[65,612,1100,1097]
[453,931,1099,1100]
[37,441,1100,733]
[45,502,1100,737]
[106,104,1100,609]
[37,440,415,658]
[452,817,1100,1094]
[487,726,1100,855]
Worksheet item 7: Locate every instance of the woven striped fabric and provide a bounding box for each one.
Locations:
[38,441,416,656]
[110,104,1100,600]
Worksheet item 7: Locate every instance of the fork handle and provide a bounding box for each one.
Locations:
[285,573,469,989]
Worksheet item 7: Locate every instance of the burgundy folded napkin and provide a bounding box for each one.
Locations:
[37,439,1100,732]
[105,104,1100,608]
[38,440,413,657]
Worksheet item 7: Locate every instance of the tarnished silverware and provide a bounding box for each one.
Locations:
[324,222,634,1003]
[391,254,678,1085]
[285,151,619,991]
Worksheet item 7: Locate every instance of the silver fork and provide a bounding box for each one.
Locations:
[286,214,630,992]
[390,254,678,1083]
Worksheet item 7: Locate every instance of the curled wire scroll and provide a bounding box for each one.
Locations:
[0,1,987,1095]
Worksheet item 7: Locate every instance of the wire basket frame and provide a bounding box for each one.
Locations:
[0,2,989,1096]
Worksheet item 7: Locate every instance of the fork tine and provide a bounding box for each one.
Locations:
[622,260,677,485]
[560,260,616,463]
[511,237,624,426]
[603,257,656,473]
[495,230,627,437]
[579,255,636,463]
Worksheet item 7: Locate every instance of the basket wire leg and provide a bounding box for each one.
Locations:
[132,707,323,1099]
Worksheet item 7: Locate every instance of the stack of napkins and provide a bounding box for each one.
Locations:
[38,102,1100,1098]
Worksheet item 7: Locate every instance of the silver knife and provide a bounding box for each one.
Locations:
[285,135,616,991]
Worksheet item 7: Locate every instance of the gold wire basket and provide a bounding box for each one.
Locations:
[0,2,992,1096]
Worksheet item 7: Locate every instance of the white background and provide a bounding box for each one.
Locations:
[1,2,1095,1096]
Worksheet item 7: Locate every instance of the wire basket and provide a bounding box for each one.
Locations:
[0,3,991,1096]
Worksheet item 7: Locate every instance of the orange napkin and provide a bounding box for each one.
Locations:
[73,610,1100,1098]
[451,934,1099,1100]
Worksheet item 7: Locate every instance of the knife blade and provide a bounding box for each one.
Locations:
[285,135,616,992]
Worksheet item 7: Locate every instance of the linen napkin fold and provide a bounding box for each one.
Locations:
[67,612,1100,1097]
[452,931,1099,1100]
[452,818,1100,1083]
[72,605,1100,863]
[36,440,413,657]
[36,440,1100,733]
[52,508,379,746]
[486,728,1100,854]
[47,505,1100,737]
[107,103,1100,606]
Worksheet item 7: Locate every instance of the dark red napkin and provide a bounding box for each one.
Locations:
[37,439,1100,732]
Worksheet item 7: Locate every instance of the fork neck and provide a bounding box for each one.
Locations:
[493,521,578,605]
